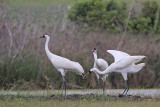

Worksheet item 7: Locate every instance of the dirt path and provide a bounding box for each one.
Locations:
[0,89,160,97]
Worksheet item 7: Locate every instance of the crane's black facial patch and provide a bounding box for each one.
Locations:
[43,35,45,37]
[89,70,92,73]
[92,48,96,52]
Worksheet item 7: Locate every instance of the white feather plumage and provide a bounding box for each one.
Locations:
[44,35,84,75]
[90,50,146,95]
[92,48,108,94]
[42,34,84,96]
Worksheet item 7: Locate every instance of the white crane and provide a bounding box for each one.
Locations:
[92,48,108,94]
[89,50,146,96]
[40,34,85,97]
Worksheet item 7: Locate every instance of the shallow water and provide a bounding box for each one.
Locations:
[0,89,160,97]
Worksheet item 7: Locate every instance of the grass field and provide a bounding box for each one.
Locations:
[1,100,160,107]
[0,89,160,107]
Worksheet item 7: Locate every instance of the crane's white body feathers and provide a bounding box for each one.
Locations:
[48,54,84,75]
[90,50,146,81]
[93,50,108,81]
[94,58,108,71]
[44,35,84,76]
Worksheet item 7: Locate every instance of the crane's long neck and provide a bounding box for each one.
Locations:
[45,37,52,58]
[93,52,98,63]
[94,67,110,75]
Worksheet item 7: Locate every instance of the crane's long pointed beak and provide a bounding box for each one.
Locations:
[37,36,43,39]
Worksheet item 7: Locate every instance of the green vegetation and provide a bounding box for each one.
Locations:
[1,100,160,107]
[68,0,160,34]
[8,0,74,6]
[0,57,40,90]
[0,94,116,101]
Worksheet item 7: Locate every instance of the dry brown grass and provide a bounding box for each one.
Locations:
[0,3,160,90]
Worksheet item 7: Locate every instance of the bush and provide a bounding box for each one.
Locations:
[68,0,160,34]
[68,0,127,32]
[142,1,159,26]
[68,0,106,25]
[128,17,152,34]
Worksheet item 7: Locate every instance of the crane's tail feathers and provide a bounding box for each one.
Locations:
[130,63,145,73]
[72,62,84,75]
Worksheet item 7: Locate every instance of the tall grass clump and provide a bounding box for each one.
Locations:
[0,56,39,90]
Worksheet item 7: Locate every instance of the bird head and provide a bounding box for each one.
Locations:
[92,48,97,53]
[89,68,97,73]
[82,68,98,79]
[40,34,49,38]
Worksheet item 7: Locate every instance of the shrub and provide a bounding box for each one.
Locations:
[68,0,106,25]
[128,17,152,34]
[68,0,160,34]
[142,1,159,26]
[68,0,127,32]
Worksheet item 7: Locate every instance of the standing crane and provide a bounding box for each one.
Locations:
[89,50,146,96]
[92,48,108,94]
[40,34,84,97]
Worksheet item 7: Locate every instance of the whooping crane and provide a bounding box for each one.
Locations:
[40,34,85,97]
[92,48,108,94]
[89,50,146,96]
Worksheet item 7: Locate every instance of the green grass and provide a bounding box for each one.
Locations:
[1,100,160,107]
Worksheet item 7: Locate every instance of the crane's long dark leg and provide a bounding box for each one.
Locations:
[64,76,66,98]
[61,77,64,96]
[103,80,106,95]
[125,80,130,95]
[122,80,130,95]
[97,78,101,94]
[62,76,66,98]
